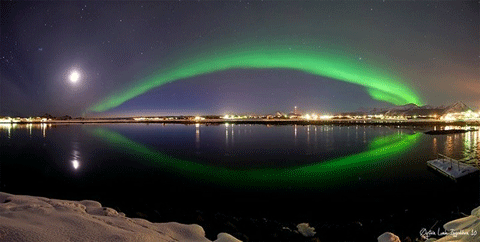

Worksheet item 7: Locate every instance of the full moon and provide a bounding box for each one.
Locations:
[69,71,80,83]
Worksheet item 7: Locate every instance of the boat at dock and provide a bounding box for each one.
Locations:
[427,154,479,181]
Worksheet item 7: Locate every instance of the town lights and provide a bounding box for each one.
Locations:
[441,110,480,121]
[320,115,333,120]
[0,117,12,123]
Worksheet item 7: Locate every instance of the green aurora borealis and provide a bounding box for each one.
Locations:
[88,44,424,113]
[89,126,421,189]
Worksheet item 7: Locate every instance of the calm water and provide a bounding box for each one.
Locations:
[1,123,479,238]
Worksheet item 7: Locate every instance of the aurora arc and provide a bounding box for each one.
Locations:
[88,127,422,189]
[88,45,423,112]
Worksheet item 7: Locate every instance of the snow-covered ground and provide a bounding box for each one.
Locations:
[0,192,240,242]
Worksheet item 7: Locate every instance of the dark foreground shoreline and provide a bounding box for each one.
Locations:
[2,191,477,242]
[74,190,480,242]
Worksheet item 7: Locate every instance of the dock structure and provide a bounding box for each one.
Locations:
[427,154,479,181]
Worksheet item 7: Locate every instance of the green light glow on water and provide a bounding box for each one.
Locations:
[88,127,421,190]
[88,44,423,112]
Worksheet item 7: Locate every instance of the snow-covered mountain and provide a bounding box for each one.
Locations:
[340,101,472,117]
[442,101,471,114]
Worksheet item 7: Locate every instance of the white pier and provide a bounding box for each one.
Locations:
[427,154,479,181]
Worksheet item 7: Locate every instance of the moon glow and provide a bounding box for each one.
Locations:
[69,71,80,83]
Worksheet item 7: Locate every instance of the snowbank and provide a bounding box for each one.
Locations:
[0,192,241,242]
[436,206,480,242]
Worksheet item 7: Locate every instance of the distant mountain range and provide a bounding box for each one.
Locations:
[339,101,472,117]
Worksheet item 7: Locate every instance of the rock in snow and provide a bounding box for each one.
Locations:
[377,232,401,242]
[296,223,316,237]
[0,192,241,242]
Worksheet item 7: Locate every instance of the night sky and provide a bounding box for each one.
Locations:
[1,1,478,117]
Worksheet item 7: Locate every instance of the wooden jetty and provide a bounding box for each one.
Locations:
[427,154,479,181]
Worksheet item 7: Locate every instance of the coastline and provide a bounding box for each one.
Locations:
[4,118,480,126]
